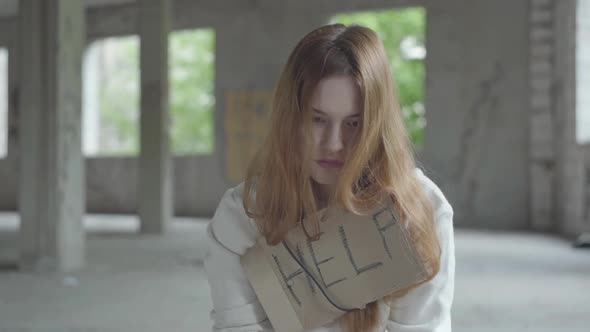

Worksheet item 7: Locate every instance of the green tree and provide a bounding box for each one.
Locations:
[170,29,215,155]
[331,8,426,147]
[97,29,215,156]
[96,13,423,155]
[98,36,139,156]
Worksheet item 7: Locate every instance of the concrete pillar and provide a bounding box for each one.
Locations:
[7,40,18,160]
[553,0,587,237]
[0,47,8,158]
[138,0,172,234]
[577,0,590,228]
[528,0,556,231]
[578,0,590,144]
[18,0,86,272]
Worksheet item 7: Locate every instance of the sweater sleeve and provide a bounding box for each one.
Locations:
[203,185,275,332]
[385,169,456,332]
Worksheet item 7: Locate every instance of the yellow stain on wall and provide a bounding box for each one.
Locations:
[225,89,273,183]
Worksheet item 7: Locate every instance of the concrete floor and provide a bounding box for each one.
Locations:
[0,213,589,332]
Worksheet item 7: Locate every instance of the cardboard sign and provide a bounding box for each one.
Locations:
[241,200,428,332]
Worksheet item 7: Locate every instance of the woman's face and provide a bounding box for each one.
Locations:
[307,75,362,190]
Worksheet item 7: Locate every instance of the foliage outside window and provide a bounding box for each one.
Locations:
[331,8,426,147]
[85,29,215,156]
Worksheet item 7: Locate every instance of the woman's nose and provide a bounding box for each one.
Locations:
[323,124,344,152]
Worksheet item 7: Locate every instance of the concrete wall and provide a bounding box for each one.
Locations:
[553,0,587,237]
[578,0,590,144]
[422,0,529,229]
[579,0,590,226]
[586,145,590,226]
[0,0,584,233]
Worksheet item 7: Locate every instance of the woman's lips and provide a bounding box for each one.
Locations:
[316,159,344,169]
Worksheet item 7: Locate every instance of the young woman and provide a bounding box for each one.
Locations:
[204,23,455,332]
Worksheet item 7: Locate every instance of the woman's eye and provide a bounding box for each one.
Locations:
[312,116,326,123]
[347,120,359,128]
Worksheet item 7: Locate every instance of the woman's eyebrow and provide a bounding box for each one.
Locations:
[312,107,360,117]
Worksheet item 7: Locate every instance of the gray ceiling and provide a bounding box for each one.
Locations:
[0,0,136,18]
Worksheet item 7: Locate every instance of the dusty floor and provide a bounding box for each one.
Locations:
[0,213,589,332]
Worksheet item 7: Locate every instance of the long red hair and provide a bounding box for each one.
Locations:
[243,24,440,332]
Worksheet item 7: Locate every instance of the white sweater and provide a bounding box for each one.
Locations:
[203,168,455,332]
